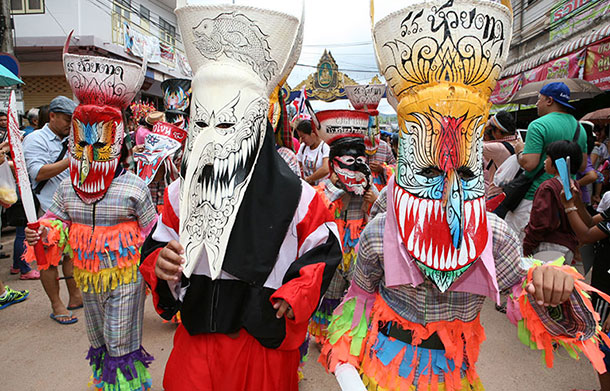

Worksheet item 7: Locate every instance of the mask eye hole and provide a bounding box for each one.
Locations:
[418,167,443,178]
[78,141,89,147]
[195,121,208,128]
[457,166,475,180]
[93,142,105,148]
[336,156,355,165]
[356,157,366,164]
[216,122,234,129]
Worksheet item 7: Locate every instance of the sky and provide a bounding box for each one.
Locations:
[184,0,399,114]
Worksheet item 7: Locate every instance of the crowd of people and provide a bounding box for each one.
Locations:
[0,1,609,391]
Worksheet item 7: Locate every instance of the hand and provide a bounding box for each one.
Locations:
[330,172,339,186]
[363,188,378,205]
[0,151,6,165]
[155,240,185,282]
[514,140,525,155]
[559,180,580,208]
[272,299,295,319]
[369,162,383,173]
[603,315,610,334]
[305,176,315,185]
[25,226,44,246]
[525,265,575,307]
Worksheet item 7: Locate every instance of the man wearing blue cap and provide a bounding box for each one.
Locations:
[505,82,588,242]
[23,95,82,324]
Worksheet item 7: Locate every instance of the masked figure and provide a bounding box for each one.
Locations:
[135,121,186,209]
[308,109,376,343]
[161,78,192,130]
[346,84,395,191]
[320,1,610,390]
[24,32,157,391]
[139,3,342,391]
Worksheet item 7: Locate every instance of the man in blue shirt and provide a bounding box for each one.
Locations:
[23,95,82,324]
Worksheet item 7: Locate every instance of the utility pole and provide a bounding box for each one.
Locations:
[0,0,14,54]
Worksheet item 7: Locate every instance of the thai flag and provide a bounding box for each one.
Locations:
[292,86,310,123]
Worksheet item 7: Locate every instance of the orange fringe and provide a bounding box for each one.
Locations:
[321,295,485,391]
[69,221,141,272]
[518,264,610,373]
[23,220,66,271]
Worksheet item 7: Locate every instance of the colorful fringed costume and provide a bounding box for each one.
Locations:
[27,32,157,391]
[321,183,610,390]
[309,180,374,342]
[30,172,157,390]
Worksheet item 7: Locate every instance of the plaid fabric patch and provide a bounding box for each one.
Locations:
[353,212,526,323]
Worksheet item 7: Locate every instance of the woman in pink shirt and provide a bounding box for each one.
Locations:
[483,111,523,198]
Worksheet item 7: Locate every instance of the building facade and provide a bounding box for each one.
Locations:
[488,0,610,106]
[10,0,190,112]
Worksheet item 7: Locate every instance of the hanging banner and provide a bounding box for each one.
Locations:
[123,22,161,63]
[584,37,610,90]
[176,51,192,77]
[160,41,175,63]
[550,0,610,41]
[544,49,585,80]
[522,64,548,85]
[490,74,522,104]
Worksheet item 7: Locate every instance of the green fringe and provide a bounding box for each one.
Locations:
[49,219,73,258]
[327,297,369,357]
[91,361,152,391]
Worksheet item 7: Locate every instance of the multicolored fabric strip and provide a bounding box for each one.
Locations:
[508,257,610,373]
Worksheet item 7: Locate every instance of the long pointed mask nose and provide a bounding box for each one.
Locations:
[443,170,463,250]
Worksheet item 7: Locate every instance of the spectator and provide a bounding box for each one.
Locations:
[483,110,523,199]
[561,182,610,391]
[295,119,329,185]
[0,111,7,142]
[366,130,396,191]
[22,108,39,136]
[522,140,583,262]
[36,105,49,130]
[23,95,82,324]
[591,126,609,168]
[505,82,587,241]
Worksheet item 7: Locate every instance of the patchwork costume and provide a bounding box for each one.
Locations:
[309,109,376,342]
[26,33,157,391]
[320,1,610,390]
[138,3,342,390]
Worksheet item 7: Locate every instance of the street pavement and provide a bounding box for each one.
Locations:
[0,229,600,390]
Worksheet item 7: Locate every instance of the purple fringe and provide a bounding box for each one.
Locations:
[298,337,310,361]
[86,345,154,385]
[319,297,341,315]
[86,345,107,371]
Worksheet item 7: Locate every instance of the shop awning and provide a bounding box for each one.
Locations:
[502,21,610,78]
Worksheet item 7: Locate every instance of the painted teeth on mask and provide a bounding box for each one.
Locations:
[400,189,487,271]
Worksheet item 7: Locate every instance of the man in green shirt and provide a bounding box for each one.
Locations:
[505,82,587,241]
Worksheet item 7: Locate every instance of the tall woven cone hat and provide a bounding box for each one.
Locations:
[345,84,385,154]
[62,31,146,204]
[372,0,513,291]
[316,109,372,196]
[344,84,385,116]
[175,0,303,279]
